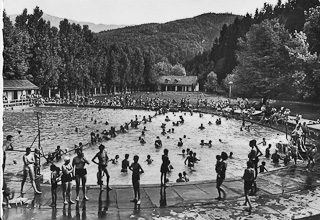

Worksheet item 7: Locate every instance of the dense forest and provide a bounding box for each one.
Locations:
[3,9,238,97]
[3,0,320,101]
[96,13,239,64]
[185,0,320,100]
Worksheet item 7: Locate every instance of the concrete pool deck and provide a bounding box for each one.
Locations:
[2,161,320,220]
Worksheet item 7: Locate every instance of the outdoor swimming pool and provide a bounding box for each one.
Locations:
[3,107,287,185]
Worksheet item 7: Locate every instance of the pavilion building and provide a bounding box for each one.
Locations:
[157,76,199,92]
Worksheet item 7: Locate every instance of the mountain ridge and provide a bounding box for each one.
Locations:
[96,12,241,64]
[8,13,129,32]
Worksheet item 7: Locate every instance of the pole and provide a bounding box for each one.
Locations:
[285,119,288,140]
[36,112,41,173]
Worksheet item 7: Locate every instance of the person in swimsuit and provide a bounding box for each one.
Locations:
[21,147,42,194]
[121,154,130,172]
[3,135,14,171]
[307,145,317,169]
[242,161,254,210]
[61,156,74,204]
[129,155,144,205]
[216,152,228,201]
[92,144,112,191]
[49,165,61,207]
[160,149,170,186]
[72,148,90,201]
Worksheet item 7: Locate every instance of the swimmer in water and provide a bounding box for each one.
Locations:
[178,138,183,147]
[145,155,153,164]
[121,154,130,173]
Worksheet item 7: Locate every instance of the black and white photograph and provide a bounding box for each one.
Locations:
[1,0,320,219]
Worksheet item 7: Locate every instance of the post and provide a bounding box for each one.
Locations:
[285,118,288,140]
[228,81,233,99]
[36,112,41,175]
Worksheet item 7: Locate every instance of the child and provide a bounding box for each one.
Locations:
[183,171,189,182]
[229,152,233,159]
[2,179,14,208]
[199,124,205,130]
[155,136,162,148]
[177,138,183,147]
[242,161,254,210]
[265,144,271,159]
[284,153,291,166]
[140,137,146,144]
[110,155,119,164]
[176,173,185,183]
[177,149,186,157]
[259,161,268,173]
[50,164,61,207]
[185,151,195,169]
[121,154,130,172]
[215,155,222,174]
[146,155,153,164]
[129,155,144,205]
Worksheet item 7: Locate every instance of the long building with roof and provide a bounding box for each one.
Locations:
[157,75,199,92]
[3,80,39,103]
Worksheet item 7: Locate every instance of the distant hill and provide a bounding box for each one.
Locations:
[95,13,241,64]
[9,13,128,33]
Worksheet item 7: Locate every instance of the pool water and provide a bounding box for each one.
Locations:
[3,107,286,185]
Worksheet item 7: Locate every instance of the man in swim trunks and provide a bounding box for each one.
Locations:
[92,144,112,191]
[21,147,42,194]
[73,148,90,201]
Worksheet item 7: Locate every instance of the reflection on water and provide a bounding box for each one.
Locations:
[3,107,286,185]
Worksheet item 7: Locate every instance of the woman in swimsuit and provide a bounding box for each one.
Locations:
[62,156,74,204]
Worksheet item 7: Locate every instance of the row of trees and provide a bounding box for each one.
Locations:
[3,7,157,97]
[185,0,320,100]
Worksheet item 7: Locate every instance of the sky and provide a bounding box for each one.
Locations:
[3,0,279,25]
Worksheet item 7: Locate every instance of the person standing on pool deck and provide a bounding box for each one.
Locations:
[92,144,112,191]
[72,148,90,201]
[242,161,254,210]
[3,135,14,171]
[248,140,263,179]
[61,156,74,204]
[129,155,144,204]
[216,152,228,201]
[21,147,42,194]
[160,149,170,186]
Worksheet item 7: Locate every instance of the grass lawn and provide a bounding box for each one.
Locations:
[93,91,320,121]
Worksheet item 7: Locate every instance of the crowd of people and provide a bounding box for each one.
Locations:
[2,95,319,211]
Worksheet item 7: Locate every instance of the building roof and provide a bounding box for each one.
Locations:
[3,80,39,91]
[158,75,198,85]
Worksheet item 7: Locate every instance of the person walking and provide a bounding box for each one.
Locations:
[73,148,90,201]
[242,161,254,210]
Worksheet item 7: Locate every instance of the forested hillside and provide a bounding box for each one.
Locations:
[184,0,320,100]
[95,13,240,64]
